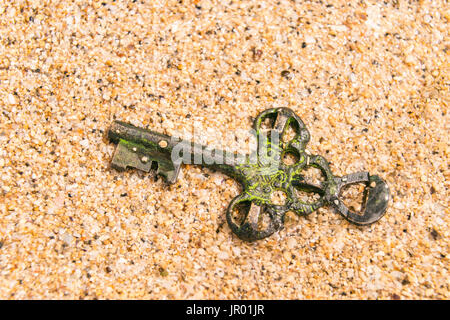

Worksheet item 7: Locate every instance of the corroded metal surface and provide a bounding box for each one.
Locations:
[108,107,390,242]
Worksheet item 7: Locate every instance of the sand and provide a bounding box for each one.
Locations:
[0,0,448,299]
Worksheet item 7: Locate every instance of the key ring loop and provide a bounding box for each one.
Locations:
[328,172,390,225]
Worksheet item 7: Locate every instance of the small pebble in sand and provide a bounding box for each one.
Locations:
[281,70,294,80]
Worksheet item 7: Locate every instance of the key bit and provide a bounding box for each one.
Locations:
[108,121,181,183]
[107,108,390,242]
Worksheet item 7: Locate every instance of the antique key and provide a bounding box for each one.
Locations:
[108,107,389,242]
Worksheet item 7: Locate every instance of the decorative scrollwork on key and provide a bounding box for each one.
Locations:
[108,107,390,242]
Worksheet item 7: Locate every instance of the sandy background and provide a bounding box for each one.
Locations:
[0,0,448,299]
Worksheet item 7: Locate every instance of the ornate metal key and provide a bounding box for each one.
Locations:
[108,107,389,242]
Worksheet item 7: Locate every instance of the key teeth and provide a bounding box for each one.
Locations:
[156,162,181,184]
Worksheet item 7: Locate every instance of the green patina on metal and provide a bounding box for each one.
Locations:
[107,107,390,242]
